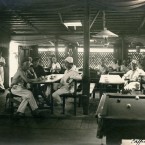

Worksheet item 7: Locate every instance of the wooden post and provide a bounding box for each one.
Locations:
[121,37,128,61]
[82,0,90,115]
[73,46,78,67]
[65,44,69,58]
[114,37,128,63]
[55,39,59,60]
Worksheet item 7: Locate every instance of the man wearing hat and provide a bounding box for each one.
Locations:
[52,57,82,106]
[122,59,145,91]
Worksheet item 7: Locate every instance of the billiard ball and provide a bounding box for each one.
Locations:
[127,104,131,108]
[135,96,139,100]
[117,99,121,103]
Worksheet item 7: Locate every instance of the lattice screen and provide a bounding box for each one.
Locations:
[89,52,114,68]
[58,52,66,64]
[38,51,114,68]
[38,51,55,67]
[128,52,143,63]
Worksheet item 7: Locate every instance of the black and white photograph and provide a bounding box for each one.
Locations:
[0,0,145,145]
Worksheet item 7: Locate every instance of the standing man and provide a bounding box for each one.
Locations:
[0,50,5,91]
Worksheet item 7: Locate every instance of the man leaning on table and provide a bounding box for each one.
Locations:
[52,57,82,106]
[122,59,145,91]
[11,59,40,117]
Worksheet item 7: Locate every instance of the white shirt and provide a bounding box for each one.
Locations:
[97,65,108,74]
[110,63,119,70]
[72,65,77,71]
[60,67,82,91]
[51,62,61,70]
[122,68,144,81]
[122,68,144,91]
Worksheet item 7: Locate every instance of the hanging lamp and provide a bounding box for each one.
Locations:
[93,11,118,38]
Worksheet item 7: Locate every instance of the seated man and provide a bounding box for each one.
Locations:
[11,59,40,117]
[110,58,120,71]
[120,60,129,73]
[97,59,108,75]
[122,59,145,91]
[50,57,61,74]
[32,57,46,79]
[52,57,82,105]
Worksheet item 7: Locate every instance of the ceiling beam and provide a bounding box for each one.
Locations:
[14,12,40,33]
[90,11,100,29]
[58,12,70,31]
[0,0,39,35]
[138,14,145,32]
[11,31,100,37]
[1,0,53,37]
[56,36,77,46]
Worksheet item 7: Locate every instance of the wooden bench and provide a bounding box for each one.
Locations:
[60,82,96,115]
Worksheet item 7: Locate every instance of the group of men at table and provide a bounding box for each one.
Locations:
[10,56,81,117]
[10,56,145,117]
[96,58,130,75]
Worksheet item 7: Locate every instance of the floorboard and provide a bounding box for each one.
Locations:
[0,91,141,145]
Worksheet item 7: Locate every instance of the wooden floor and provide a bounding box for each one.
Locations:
[0,91,140,145]
[0,117,105,145]
[0,116,140,145]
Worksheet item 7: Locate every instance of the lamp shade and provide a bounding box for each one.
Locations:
[93,28,118,38]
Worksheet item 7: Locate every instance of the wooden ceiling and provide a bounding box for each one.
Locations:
[1,0,145,47]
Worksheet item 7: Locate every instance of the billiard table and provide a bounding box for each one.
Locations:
[96,93,145,145]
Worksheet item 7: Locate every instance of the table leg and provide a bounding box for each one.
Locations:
[50,83,53,114]
[99,84,103,99]
[39,85,51,106]
[117,85,119,93]
[33,84,52,111]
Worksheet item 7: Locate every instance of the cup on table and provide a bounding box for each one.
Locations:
[104,76,109,83]
[50,75,56,79]
[50,75,54,79]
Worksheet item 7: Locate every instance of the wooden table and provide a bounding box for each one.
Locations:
[99,75,124,99]
[32,74,64,114]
